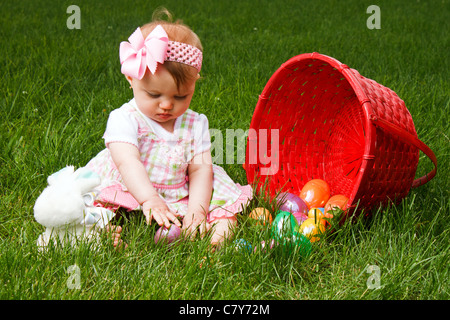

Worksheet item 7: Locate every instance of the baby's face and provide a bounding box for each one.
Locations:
[128,66,197,132]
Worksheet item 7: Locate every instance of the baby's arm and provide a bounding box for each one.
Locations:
[183,150,213,238]
[108,142,180,228]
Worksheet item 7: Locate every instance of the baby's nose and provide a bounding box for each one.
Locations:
[159,99,173,110]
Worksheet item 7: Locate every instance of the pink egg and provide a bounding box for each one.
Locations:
[154,224,181,245]
[277,192,308,214]
[254,239,275,253]
[292,211,309,225]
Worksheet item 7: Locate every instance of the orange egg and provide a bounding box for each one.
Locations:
[324,195,349,219]
[249,207,273,225]
[299,179,330,209]
[298,218,326,242]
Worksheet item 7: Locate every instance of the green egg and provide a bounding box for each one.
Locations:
[271,211,312,258]
[271,211,299,240]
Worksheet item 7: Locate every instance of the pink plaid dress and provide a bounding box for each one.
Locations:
[85,99,252,223]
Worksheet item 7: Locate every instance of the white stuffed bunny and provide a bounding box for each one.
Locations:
[34,166,114,249]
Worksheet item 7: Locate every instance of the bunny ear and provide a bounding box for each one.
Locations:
[74,167,101,194]
[47,166,75,185]
[74,167,100,180]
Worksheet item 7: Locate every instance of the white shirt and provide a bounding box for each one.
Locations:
[102,99,211,156]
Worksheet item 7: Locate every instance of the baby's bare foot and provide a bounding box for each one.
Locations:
[106,225,127,250]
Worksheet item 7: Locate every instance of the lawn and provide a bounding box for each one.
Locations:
[0,0,448,301]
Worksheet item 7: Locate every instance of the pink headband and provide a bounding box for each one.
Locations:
[119,25,203,79]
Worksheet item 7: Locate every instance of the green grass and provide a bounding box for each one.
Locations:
[1,0,449,300]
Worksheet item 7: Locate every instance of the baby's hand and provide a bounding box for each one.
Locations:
[182,212,210,240]
[209,218,237,248]
[142,195,181,229]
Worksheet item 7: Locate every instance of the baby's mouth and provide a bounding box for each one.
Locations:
[157,113,172,121]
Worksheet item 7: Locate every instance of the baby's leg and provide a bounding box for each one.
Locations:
[209,217,237,248]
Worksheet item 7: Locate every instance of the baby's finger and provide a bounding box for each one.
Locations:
[152,211,165,227]
[182,224,197,240]
[171,209,180,217]
[199,222,208,239]
[144,210,152,225]
[189,227,198,240]
[166,211,181,227]
[155,210,171,229]
[192,221,207,240]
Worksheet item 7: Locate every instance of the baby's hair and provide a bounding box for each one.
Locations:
[141,8,203,89]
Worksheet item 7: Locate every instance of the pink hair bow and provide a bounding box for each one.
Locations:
[119,25,169,79]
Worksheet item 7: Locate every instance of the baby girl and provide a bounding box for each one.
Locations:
[85,11,252,249]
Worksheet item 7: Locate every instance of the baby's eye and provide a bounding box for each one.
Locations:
[174,95,188,100]
[147,92,160,98]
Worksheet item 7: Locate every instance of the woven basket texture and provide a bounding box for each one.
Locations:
[245,53,436,216]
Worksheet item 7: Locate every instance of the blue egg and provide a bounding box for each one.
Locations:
[233,238,253,254]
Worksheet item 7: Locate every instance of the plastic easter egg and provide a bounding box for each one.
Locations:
[299,218,326,242]
[324,195,349,218]
[154,224,181,245]
[308,207,325,220]
[292,211,309,225]
[277,192,309,214]
[271,211,299,240]
[275,231,313,258]
[233,238,253,254]
[254,239,275,253]
[290,232,313,257]
[249,207,273,225]
[299,179,330,209]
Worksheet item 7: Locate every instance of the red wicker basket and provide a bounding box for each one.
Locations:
[245,53,437,217]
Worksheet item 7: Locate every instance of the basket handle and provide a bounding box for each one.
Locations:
[369,115,437,188]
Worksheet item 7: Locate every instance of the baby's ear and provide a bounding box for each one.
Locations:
[126,75,133,87]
